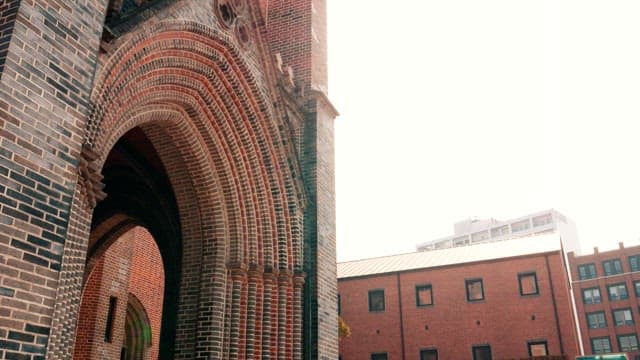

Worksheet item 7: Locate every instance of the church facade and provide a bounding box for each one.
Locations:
[0,1,337,358]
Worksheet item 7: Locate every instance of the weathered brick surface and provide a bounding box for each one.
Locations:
[0,0,336,359]
[339,252,580,359]
[0,0,107,358]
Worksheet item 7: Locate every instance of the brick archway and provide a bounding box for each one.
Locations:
[73,226,164,360]
[46,20,305,359]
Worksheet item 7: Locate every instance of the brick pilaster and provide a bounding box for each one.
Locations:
[246,267,263,359]
[262,270,277,359]
[229,266,247,360]
[278,271,292,360]
[293,272,305,360]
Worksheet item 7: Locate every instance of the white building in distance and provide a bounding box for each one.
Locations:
[416,209,580,254]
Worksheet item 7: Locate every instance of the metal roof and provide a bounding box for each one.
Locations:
[338,232,562,279]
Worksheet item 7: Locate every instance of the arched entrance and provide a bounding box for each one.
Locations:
[47,21,306,359]
[0,1,338,359]
[72,127,180,359]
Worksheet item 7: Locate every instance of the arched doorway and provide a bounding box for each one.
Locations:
[123,294,153,360]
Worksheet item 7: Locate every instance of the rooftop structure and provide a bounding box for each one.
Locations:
[416,209,580,253]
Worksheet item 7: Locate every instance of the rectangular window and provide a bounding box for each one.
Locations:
[104,296,118,342]
[471,231,489,243]
[578,263,597,280]
[618,334,639,352]
[490,225,509,238]
[582,287,602,304]
[607,283,629,301]
[603,259,623,276]
[452,236,469,246]
[466,279,484,302]
[371,352,388,360]
[518,272,538,296]
[612,308,634,326]
[635,281,640,297]
[368,289,385,312]
[511,220,530,232]
[416,284,434,307]
[630,255,640,272]
[420,349,438,360]
[586,311,607,329]
[591,337,612,354]
[532,214,552,227]
[337,294,341,315]
[472,345,492,360]
[528,341,548,357]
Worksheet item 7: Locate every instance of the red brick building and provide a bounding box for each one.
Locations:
[0,1,338,358]
[569,243,640,359]
[338,233,581,359]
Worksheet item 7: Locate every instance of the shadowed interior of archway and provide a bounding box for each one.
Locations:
[74,127,179,358]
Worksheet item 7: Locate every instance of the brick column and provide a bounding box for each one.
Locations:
[293,272,305,360]
[277,271,292,360]
[261,270,277,359]
[246,267,263,359]
[229,265,247,360]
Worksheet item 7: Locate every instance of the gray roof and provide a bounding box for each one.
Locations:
[338,232,562,279]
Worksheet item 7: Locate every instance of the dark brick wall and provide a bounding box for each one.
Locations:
[338,252,580,359]
[0,0,107,358]
[302,93,338,360]
[569,243,640,358]
[0,0,20,79]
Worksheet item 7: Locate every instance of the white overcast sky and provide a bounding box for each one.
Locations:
[328,1,640,262]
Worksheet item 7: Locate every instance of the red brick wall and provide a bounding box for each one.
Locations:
[74,229,134,359]
[339,251,580,359]
[73,227,164,359]
[128,227,164,360]
[569,243,640,358]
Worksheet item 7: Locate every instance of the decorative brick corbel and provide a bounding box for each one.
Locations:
[78,144,106,209]
[274,53,304,97]
[227,261,249,280]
